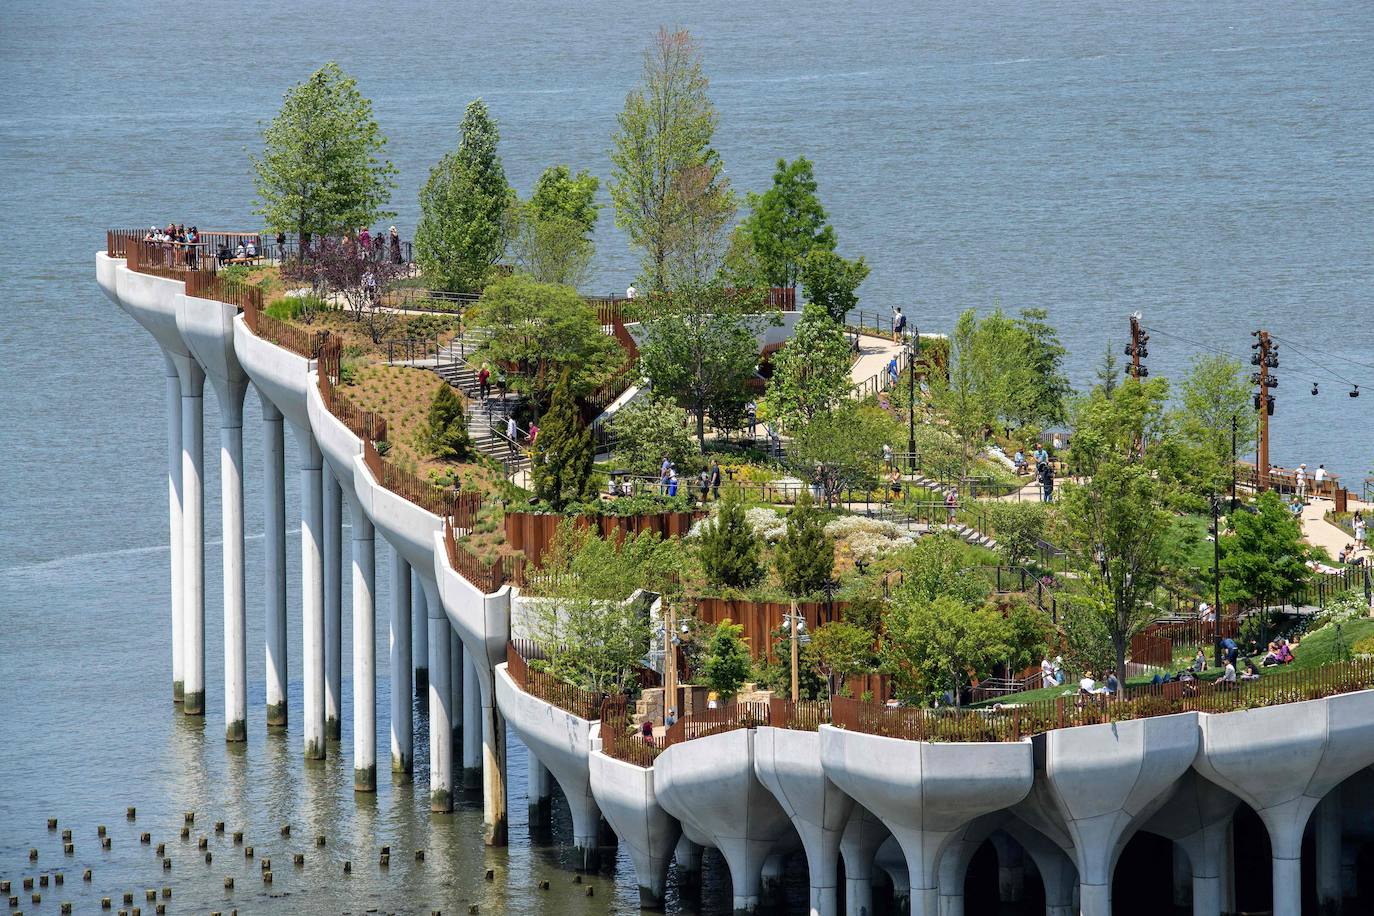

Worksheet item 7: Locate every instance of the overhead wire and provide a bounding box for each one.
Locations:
[1142,323,1371,393]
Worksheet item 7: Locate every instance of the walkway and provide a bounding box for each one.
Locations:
[850,333,905,388]
[1300,494,1370,562]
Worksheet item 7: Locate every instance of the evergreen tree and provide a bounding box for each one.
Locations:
[415,99,514,293]
[251,62,396,246]
[699,490,764,589]
[427,383,471,461]
[776,491,834,598]
[737,157,836,289]
[531,370,594,510]
[702,619,753,699]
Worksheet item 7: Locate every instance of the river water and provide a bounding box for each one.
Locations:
[1,1,1372,913]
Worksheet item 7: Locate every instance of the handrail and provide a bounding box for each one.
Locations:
[506,641,607,721]
[443,511,512,596]
[361,438,456,519]
[316,336,389,444]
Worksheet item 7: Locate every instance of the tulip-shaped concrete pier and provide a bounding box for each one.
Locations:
[1142,770,1242,916]
[1192,692,1374,916]
[819,725,1034,916]
[839,804,891,916]
[589,748,682,908]
[655,727,795,913]
[389,549,413,779]
[260,394,288,727]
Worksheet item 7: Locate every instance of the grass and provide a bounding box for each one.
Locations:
[1165,513,1214,570]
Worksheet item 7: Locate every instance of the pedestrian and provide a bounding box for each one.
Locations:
[389,226,402,264]
[1104,670,1120,696]
[746,400,757,438]
[626,283,638,300]
[1295,464,1308,502]
[1355,512,1366,551]
[528,422,539,447]
[887,355,899,388]
[478,363,490,400]
[659,456,672,495]
[506,415,517,442]
[811,462,824,502]
[1040,463,1055,503]
[944,489,958,525]
[891,307,906,343]
[882,442,893,468]
[698,468,710,502]
[667,468,679,498]
[709,459,722,500]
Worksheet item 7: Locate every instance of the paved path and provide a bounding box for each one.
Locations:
[850,333,905,388]
[1300,495,1369,562]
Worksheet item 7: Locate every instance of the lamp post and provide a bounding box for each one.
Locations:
[1210,493,1224,666]
[785,605,810,702]
[1230,415,1239,510]
[907,327,921,458]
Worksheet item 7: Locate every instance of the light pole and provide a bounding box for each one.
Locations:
[907,327,920,458]
[785,605,809,702]
[1210,493,1224,666]
[1230,414,1239,510]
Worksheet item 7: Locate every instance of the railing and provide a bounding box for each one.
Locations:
[851,348,908,400]
[1129,632,1175,669]
[242,296,326,360]
[506,641,606,721]
[768,698,831,731]
[361,438,456,519]
[663,699,772,746]
[316,336,388,443]
[598,697,662,767]
[442,512,512,596]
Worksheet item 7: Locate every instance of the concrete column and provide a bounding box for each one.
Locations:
[760,852,786,896]
[219,379,248,742]
[296,424,325,760]
[425,579,453,812]
[675,835,703,883]
[840,806,888,916]
[450,628,465,772]
[389,547,412,779]
[529,753,553,826]
[1221,819,1236,916]
[323,464,343,742]
[180,359,206,717]
[350,497,376,792]
[1172,842,1192,910]
[413,570,429,691]
[482,698,508,846]
[991,832,1024,904]
[463,649,482,787]
[1315,791,1342,915]
[260,394,287,727]
[1000,820,1077,916]
[163,355,184,705]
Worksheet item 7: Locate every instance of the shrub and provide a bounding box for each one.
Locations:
[776,492,834,598]
[699,491,764,590]
[608,396,702,476]
[702,619,753,700]
[531,369,595,511]
[426,383,470,461]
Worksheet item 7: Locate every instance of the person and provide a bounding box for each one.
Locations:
[1052,656,1064,686]
[1314,463,1328,495]
[659,457,672,495]
[698,468,710,502]
[944,489,958,525]
[1290,497,1303,518]
[1241,660,1261,681]
[276,230,287,255]
[1079,671,1096,694]
[217,242,232,266]
[888,468,902,501]
[358,226,371,252]
[746,400,757,437]
[450,470,462,495]
[1295,464,1308,502]
[1262,642,1281,666]
[1276,641,1294,664]
[607,474,620,498]
[478,363,490,400]
[621,475,635,497]
[1013,449,1027,475]
[1339,545,1349,565]
[891,307,906,343]
[1104,671,1120,696]
[245,238,258,258]
[1034,444,1049,467]
[1041,656,1055,685]
[1220,659,1237,685]
[667,468,679,498]
[234,241,246,260]
[707,690,719,711]
[888,356,899,387]
[527,422,539,447]
[1039,462,1055,503]
[1192,648,1206,673]
[1354,512,1366,551]
[665,707,678,728]
[709,460,722,500]
[640,718,654,746]
[389,226,402,264]
[882,442,894,468]
[811,462,825,502]
[1199,600,1215,623]
[506,415,518,443]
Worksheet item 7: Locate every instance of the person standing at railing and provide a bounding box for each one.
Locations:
[1296,463,1309,503]
[709,460,722,500]
[891,307,906,343]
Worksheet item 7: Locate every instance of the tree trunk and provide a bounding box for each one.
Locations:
[1114,636,1128,688]
[696,404,706,450]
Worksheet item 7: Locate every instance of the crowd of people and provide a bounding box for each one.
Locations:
[142,223,204,268]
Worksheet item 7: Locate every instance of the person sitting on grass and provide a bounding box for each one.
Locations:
[1262,642,1282,666]
[1276,640,1295,664]
[1104,670,1120,696]
[1241,660,1261,681]
[1192,648,1206,672]
[1220,659,1237,686]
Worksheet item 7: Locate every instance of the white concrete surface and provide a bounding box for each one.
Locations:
[296,422,326,760]
[839,804,891,916]
[350,494,376,792]
[426,578,453,812]
[936,813,1005,916]
[389,548,413,778]
[260,394,288,727]
[656,728,794,913]
[179,359,206,717]
[163,354,185,704]
[413,569,429,689]
[589,749,682,908]
[323,463,343,742]
[819,726,1034,916]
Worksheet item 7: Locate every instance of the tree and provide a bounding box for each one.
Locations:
[984,502,1050,569]
[609,28,727,291]
[702,619,753,699]
[527,586,654,696]
[664,161,736,288]
[292,236,409,342]
[800,248,869,323]
[251,62,396,247]
[1069,375,1171,475]
[414,99,514,293]
[1010,308,1071,428]
[893,531,990,608]
[881,595,1012,707]
[1056,459,1174,677]
[699,490,764,590]
[930,309,996,479]
[809,621,874,698]
[1094,341,1119,397]
[1220,491,1314,614]
[1175,354,1254,499]
[531,370,595,511]
[1004,600,1056,675]
[789,403,899,502]
[607,396,701,475]
[637,283,762,446]
[762,303,853,429]
[511,165,600,287]
[775,491,835,599]
[736,157,836,289]
[427,383,471,461]
[537,520,684,600]
[468,275,620,410]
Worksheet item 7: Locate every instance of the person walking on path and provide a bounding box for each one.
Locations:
[944,489,959,526]
[478,363,491,400]
[887,355,899,388]
[1039,462,1055,503]
[506,415,518,443]
[1296,464,1308,503]
[746,400,757,438]
[709,460,722,500]
[1355,511,1366,552]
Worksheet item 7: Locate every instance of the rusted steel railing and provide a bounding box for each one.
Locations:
[505,641,605,721]
[241,295,325,359]
[360,438,456,519]
[768,698,832,731]
[316,336,388,443]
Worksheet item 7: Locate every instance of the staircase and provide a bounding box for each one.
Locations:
[432,328,530,473]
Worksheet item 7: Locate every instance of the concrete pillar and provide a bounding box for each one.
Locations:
[529,753,553,826]
[425,579,453,812]
[389,547,412,779]
[218,378,248,742]
[675,835,703,883]
[463,649,482,787]
[450,628,464,772]
[412,570,428,691]
[323,465,343,742]
[180,358,206,717]
[350,497,376,792]
[481,693,508,846]
[1000,820,1077,916]
[760,852,786,896]
[990,832,1024,904]
[1340,845,1358,902]
[260,394,287,727]
[1220,819,1236,916]
[1315,791,1342,915]
[840,805,888,916]
[295,424,325,760]
[163,355,185,705]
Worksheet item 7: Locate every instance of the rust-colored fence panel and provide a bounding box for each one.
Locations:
[506,641,607,721]
[1129,633,1174,669]
[692,596,848,662]
[504,509,704,566]
[361,438,455,519]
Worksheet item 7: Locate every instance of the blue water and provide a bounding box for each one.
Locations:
[1,1,1372,912]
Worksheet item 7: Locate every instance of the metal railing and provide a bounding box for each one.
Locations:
[506,641,608,722]
[361,438,457,519]
[316,336,388,443]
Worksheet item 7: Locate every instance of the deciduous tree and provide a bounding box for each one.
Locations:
[1220,490,1314,613]
[881,594,1011,707]
[736,157,836,289]
[511,165,600,287]
[252,62,396,247]
[800,248,869,323]
[762,303,853,429]
[607,396,701,475]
